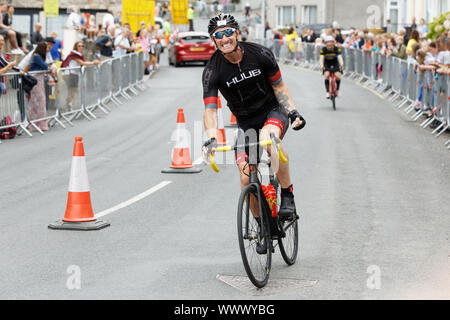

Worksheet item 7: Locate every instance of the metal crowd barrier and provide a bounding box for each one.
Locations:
[259,39,450,147]
[0,52,146,143]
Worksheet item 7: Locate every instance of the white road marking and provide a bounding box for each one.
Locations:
[95,181,172,218]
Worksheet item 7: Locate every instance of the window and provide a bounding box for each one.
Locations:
[276,6,297,27]
[181,35,210,44]
[12,15,31,35]
[302,5,317,25]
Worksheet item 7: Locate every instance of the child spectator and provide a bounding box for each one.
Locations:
[49,31,62,61]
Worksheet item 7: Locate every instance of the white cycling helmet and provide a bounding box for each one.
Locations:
[324,35,335,43]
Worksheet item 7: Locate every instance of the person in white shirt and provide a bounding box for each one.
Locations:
[417,18,428,39]
[66,7,81,29]
[113,28,135,58]
[102,10,115,30]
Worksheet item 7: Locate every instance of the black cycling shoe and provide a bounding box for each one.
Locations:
[254,217,267,255]
[256,239,267,255]
[278,193,296,219]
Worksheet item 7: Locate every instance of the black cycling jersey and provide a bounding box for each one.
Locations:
[202,41,283,120]
[320,45,342,68]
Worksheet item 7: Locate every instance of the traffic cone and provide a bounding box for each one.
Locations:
[161,108,202,174]
[228,113,237,127]
[48,137,110,230]
[216,96,227,145]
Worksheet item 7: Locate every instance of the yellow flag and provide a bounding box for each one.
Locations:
[122,0,155,32]
[171,0,189,25]
[44,0,59,18]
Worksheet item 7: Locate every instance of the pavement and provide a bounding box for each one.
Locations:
[0,49,449,300]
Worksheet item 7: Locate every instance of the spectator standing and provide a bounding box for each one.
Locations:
[49,31,62,61]
[102,9,115,31]
[160,2,170,19]
[114,11,122,26]
[399,28,409,46]
[136,21,146,38]
[244,3,251,23]
[392,36,407,60]
[187,4,194,31]
[417,18,428,39]
[66,7,81,30]
[385,19,393,33]
[113,28,134,58]
[138,28,151,74]
[303,29,316,43]
[28,41,48,131]
[410,17,417,30]
[95,28,113,61]
[406,29,420,57]
[334,29,344,45]
[61,41,101,110]
[30,23,44,45]
[163,19,171,46]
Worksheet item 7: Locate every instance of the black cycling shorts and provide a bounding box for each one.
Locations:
[234,105,290,165]
[323,65,341,74]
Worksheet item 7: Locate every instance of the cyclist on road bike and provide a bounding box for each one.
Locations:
[320,35,344,98]
[202,13,306,221]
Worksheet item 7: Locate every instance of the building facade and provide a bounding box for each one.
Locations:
[385,0,449,32]
[9,0,122,37]
[266,0,385,30]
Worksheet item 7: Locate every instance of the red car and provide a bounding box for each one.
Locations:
[168,31,216,67]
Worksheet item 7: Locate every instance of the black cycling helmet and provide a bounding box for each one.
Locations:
[208,13,239,36]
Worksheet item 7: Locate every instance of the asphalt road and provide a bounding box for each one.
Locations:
[0,51,449,300]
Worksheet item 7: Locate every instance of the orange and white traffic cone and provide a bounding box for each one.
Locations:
[161,108,202,174]
[228,113,237,127]
[48,137,110,230]
[216,96,227,145]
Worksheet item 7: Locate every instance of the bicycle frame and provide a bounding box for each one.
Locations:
[330,72,336,98]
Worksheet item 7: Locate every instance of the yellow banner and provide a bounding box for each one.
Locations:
[44,0,59,18]
[122,0,155,33]
[171,0,189,25]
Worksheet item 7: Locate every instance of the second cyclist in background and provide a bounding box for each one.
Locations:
[320,36,344,99]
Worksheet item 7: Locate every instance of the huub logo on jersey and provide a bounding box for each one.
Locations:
[226,69,262,87]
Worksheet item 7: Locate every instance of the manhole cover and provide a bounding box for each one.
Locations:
[216,274,318,296]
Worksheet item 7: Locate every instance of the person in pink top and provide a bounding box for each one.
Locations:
[139,28,151,74]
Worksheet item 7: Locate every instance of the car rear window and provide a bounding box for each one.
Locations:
[181,36,210,44]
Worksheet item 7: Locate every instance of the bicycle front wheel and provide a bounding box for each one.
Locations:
[278,214,299,265]
[237,184,271,288]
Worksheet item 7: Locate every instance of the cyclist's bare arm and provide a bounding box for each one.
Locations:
[203,108,218,138]
[319,55,324,70]
[338,55,344,69]
[272,81,304,129]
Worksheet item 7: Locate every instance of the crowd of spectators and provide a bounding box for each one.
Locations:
[63,7,165,74]
[0,5,170,133]
[263,18,449,119]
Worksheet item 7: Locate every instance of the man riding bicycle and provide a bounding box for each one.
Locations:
[320,35,344,98]
[202,13,306,221]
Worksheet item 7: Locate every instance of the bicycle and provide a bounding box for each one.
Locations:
[328,69,338,111]
[208,133,299,288]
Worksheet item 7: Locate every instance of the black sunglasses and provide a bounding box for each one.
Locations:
[214,28,235,39]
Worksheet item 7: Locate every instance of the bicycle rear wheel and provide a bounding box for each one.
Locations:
[237,184,272,288]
